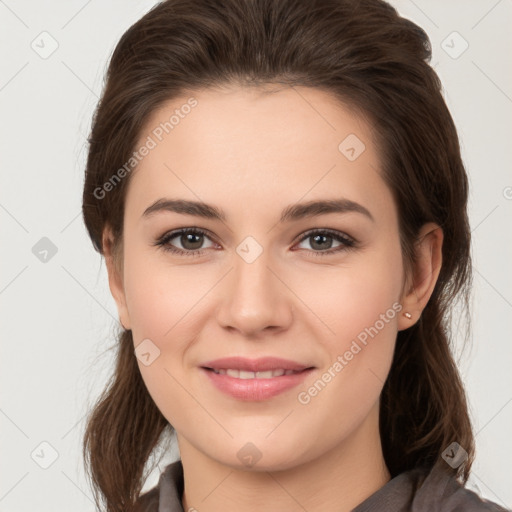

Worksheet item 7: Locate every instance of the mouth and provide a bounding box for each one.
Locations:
[202,367,308,378]
[199,357,315,401]
[200,355,313,373]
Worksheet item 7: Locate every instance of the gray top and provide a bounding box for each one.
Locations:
[134,459,510,512]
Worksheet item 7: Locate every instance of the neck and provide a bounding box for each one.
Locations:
[179,403,391,512]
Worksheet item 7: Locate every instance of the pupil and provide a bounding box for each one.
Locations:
[183,233,203,250]
[311,234,332,250]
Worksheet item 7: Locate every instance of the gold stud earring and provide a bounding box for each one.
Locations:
[404,312,412,319]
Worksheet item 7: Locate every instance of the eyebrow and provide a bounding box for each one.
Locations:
[142,198,374,223]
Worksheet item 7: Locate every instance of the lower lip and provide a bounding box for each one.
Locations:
[200,367,314,401]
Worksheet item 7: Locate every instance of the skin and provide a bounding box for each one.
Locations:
[103,85,443,512]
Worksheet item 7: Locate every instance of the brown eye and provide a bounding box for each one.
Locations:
[155,228,217,256]
[179,232,205,250]
[309,233,335,250]
[294,229,356,256]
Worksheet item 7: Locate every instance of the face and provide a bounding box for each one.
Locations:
[107,85,415,471]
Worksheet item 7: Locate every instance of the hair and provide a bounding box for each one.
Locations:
[81,0,475,510]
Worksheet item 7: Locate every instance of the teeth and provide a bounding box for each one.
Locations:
[256,370,276,378]
[212,368,299,378]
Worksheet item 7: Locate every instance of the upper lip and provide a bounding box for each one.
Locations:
[201,356,313,372]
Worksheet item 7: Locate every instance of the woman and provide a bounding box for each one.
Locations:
[81,0,510,511]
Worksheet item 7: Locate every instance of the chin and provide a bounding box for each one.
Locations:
[206,437,313,473]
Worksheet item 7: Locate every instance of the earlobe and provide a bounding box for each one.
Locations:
[398,222,443,331]
[102,226,131,330]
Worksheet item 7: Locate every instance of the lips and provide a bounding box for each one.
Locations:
[210,368,300,379]
[200,356,315,400]
[201,356,312,373]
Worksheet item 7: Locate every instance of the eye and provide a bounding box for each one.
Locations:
[154,227,357,258]
[154,227,218,256]
[293,229,356,256]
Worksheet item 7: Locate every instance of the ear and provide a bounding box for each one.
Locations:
[102,225,131,330]
[398,222,443,331]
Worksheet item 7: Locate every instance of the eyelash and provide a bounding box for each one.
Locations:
[154,227,357,258]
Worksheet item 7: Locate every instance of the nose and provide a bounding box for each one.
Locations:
[215,248,294,338]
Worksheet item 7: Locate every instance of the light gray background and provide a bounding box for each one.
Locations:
[1,0,511,510]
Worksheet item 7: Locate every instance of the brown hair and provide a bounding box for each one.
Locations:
[81,0,475,510]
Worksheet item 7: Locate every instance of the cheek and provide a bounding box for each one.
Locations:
[293,242,403,409]
[121,250,211,426]
[122,243,211,342]
[291,243,404,346]
[292,284,400,448]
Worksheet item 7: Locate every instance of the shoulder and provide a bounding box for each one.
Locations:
[133,485,160,512]
[354,463,510,512]
[133,459,184,512]
[410,463,510,512]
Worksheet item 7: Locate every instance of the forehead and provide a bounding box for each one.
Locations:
[126,85,392,222]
